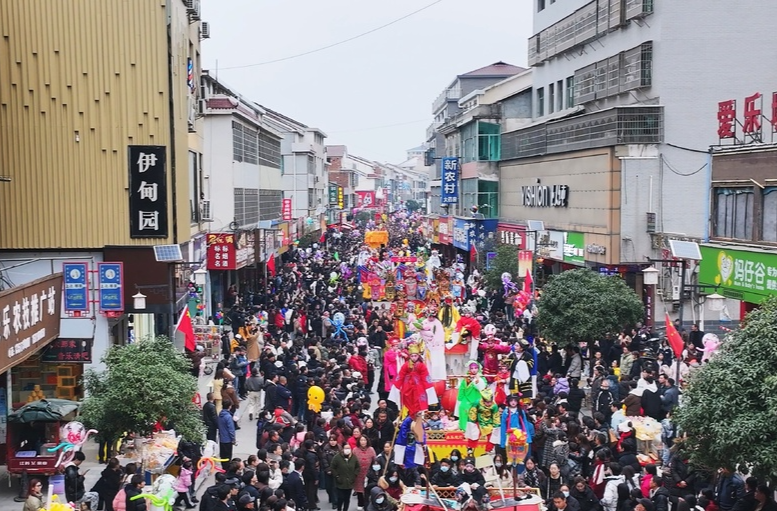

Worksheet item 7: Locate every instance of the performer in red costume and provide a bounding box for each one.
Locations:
[388,340,439,416]
[448,306,482,360]
[479,324,510,380]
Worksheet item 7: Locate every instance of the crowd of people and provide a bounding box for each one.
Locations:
[161,212,762,511]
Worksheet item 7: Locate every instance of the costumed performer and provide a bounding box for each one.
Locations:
[490,360,511,407]
[455,361,487,430]
[449,306,482,360]
[388,340,438,417]
[438,296,460,342]
[478,325,510,380]
[465,388,500,453]
[509,339,535,403]
[419,305,446,382]
[382,338,404,399]
[393,411,427,469]
[500,394,534,470]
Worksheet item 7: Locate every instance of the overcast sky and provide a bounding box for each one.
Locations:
[201,0,532,164]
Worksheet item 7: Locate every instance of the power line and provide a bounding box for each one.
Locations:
[219,0,445,70]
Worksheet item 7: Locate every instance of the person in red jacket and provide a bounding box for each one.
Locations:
[348,348,369,384]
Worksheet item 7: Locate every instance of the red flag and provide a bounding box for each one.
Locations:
[470,244,477,263]
[176,308,196,352]
[267,255,276,277]
[523,268,534,294]
[665,314,684,359]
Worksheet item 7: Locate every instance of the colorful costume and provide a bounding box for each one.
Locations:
[490,363,511,407]
[438,299,460,342]
[455,361,487,431]
[419,313,446,382]
[388,343,438,416]
[383,341,403,394]
[450,309,482,360]
[509,340,535,400]
[500,396,534,467]
[478,325,511,379]
[393,416,426,469]
[466,388,500,451]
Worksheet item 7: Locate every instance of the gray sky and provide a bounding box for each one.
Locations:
[201,0,532,164]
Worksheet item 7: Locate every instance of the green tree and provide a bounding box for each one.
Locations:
[676,297,777,478]
[537,268,644,347]
[355,211,372,226]
[483,244,521,290]
[80,336,203,442]
[405,199,422,213]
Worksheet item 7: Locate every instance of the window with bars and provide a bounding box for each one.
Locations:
[762,188,777,242]
[258,132,281,168]
[573,42,653,105]
[566,77,575,108]
[714,188,753,240]
[234,188,260,227]
[232,121,258,164]
[537,87,545,117]
[259,190,283,221]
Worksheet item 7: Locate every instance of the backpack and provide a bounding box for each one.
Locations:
[112,487,127,511]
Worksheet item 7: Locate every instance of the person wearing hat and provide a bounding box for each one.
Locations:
[500,394,534,465]
[509,339,535,401]
[238,492,256,510]
[464,388,500,454]
[387,341,438,418]
[458,460,486,488]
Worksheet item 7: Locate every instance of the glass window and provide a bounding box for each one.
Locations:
[188,151,199,224]
[566,77,575,108]
[762,188,777,241]
[258,132,281,168]
[537,87,545,117]
[557,80,564,111]
[232,121,258,164]
[478,122,501,161]
[538,0,545,12]
[714,188,753,240]
[548,83,555,114]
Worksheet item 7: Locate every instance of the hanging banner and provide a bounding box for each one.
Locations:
[282,198,292,221]
[97,263,124,312]
[518,250,534,277]
[62,262,89,312]
[356,191,376,208]
[207,233,237,270]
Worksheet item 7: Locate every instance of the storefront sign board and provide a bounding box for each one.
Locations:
[207,233,236,270]
[63,262,88,312]
[97,263,124,312]
[42,339,93,363]
[128,145,168,238]
[699,245,777,304]
[563,232,585,265]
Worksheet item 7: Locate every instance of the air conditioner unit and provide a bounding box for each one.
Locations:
[671,284,681,301]
[198,98,207,115]
[201,22,210,40]
[200,200,213,221]
[185,0,196,14]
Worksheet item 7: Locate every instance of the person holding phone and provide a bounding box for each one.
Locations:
[65,451,99,511]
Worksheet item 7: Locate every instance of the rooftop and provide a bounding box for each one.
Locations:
[460,61,526,78]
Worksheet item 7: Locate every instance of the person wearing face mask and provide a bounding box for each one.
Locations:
[483,454,513,488]
[378,468,406,502]
[448,450,463,475]
[330,445,360,511]
[366,487,398,511]
[365,458,385,496]
[458,459,486,489]
[431,459,461,487]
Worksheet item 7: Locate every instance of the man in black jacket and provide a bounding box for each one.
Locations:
[125,474,148,511]
[65,451,99,510]
[302,440,321,511]
[281,458,308,511]
[203,392,219,442]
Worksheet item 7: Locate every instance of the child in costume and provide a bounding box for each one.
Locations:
[500,394,534,469]
[455,361,487,431]
[479,325,510,380]
[388,340,438,417]
[449,306,482,360]
[466,388,500,452]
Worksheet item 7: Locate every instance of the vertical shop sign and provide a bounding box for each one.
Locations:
[207,233,237,270]
[282,198,292,221]
[328,184,339,205]
[441,157,460,204]
[128,145,168,238]
[337,186,344,209]
[97,263,124,312]
[62,262,89,312]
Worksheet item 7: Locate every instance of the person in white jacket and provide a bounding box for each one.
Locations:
[601,463,625,511]
[565,346,583,379]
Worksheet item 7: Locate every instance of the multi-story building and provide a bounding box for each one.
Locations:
[499,0,777,327]
[326,145,384,221]
[262,108,328,239]
[200,72,286,302]
[426,62,527,215]
[0,0,207,401]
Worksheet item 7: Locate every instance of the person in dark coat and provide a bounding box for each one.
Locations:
[430,458,461,487]
[91,458,123,511]
[203,393,219,443]
[125,474,148,511]
[281,458,308,510]
[640,381,664,421]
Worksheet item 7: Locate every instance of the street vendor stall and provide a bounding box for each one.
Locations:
[115,430,181,484]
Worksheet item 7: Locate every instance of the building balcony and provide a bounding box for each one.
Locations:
[432,87,462,114]
[426,122,442,141]
[501,105,664,161]
[291,142,314,154]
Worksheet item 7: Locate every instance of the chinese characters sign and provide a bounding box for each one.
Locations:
[328,183,339,205]
[337,186,344,209]
[717,91,777,142]
[63,262,88,312]
[128,145,168,238]
[497,224,526,249]
[42,339,92,363]
[282,198,292,221]
[356,191,376,208]
[441,157,459,205]
[563,232,585,266]
[699,245,777,304]
[437,217,451,244]
[452,218,470,251]
[207,233,236,270]
[97,263,124,312]
[0,274,62,374]
[520,184,570,207]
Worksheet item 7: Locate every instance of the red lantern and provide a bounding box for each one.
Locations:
[441,387,458,414]
[433,380,447,399]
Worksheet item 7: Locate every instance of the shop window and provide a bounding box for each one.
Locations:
[714,187,753,240]
[762,188,777,241]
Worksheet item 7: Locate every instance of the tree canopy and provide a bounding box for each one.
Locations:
[676,297,777,478]
[405,200,422,213]
[537,268,644,346]
[483,244,522,290]
[80,336,203,441]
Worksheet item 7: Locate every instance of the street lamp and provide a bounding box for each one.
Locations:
[642,266,659,286]
[193,268,207,286]
[132,292,147,310]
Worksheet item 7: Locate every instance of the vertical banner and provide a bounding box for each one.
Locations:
[486,252,497,270]
[328,183,339,205]
[97,262,124,312]
[441,157,460,205]
[518,250,534,278]
[128,145,168,238]
[337,186,344,209]
[63,262,89,312]
[282,198,292,220]
[207,233,237,270]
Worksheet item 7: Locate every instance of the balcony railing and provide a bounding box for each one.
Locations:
[432,87,462,114]
[501,105,663,160]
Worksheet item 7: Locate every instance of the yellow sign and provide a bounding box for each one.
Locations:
[337,186,344,209]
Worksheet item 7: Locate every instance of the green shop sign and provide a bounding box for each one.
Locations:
[563,232,585,265]
[699,245,777,304]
